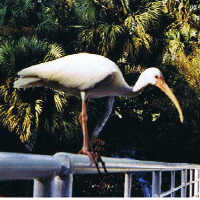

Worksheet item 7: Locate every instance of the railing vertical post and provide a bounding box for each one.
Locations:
[51,174,73,197]
[171,171,175,197]
[194,169,199,197]
[181,169,187,197]
[51,152,72,197]
[152,171,161,197]
[33,177,53,197]
[199,169,200,197]
[189,169,193,197]
[124,173,132,197]
[33,174,73,197]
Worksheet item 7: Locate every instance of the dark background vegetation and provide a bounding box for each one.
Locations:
[0,0,200,197]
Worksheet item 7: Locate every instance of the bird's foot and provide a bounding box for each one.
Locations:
[78,148,101,173]
[78,144,107,174]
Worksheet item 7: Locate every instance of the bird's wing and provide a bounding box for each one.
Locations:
[17,53,120,91]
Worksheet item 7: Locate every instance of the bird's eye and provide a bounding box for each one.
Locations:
[155,75,159,79]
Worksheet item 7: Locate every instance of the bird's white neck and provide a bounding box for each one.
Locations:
[118,84,142,98]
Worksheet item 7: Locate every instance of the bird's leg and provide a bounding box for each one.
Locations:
[78,100,101,172]
[78,101,89,153]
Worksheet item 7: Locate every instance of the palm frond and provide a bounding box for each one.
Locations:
[109,25,124,48]
[124,15,136,34]
[134,24,152,50]
[97,23,124,56]
[54,92,67,112]
[120,0,131,15]
[44,43,65,61]
[0,41,15,77]
[123,2,164,54]
[134,1,166,32]
[174,50,200,91]
[0,37,71,144]
[78,28,96,49]
[35,99,43,128]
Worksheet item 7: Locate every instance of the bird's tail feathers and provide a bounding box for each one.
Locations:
[13,77,42,89]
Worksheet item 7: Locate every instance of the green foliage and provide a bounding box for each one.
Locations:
[0,0,200,167]
[0,0,73,43]
[162,0,200,96]
[0,37,49,77]
[1,0,200,196]
[0,37,80,143]
[0,0,37,27]
[73,0,96,25]
[73,0,167,66]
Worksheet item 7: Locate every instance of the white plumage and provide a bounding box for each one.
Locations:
[14,53,127,98]
[14,53,184,166]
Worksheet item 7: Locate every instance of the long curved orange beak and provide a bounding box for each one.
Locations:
[155,77,184,123]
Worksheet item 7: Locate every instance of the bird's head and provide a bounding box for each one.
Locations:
[133,67,163,91]
[133,67,184,123]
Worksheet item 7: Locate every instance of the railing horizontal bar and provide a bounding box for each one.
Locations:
[186,181,195,186]
[160,189,174,197]
[62,153,200,174]
[72,167,190,174]
[0,152,200,197]
[161,173,191,197]
[172,185,183,192]
[160,184,186,197]
[0,152,200,179]
[0,152,61,180]
[161,184,184,197]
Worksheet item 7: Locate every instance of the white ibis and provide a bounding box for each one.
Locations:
[13,53,184,166]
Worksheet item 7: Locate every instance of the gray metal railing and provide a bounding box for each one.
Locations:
[0,152,200,197]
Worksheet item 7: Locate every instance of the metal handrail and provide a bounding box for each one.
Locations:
[0,152,199,197]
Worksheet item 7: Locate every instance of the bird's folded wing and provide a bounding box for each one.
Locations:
[16,54,120,91]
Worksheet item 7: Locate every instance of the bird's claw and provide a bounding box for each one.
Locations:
[78,148,101,173]
[78,144,107,174]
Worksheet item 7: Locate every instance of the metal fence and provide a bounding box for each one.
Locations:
[0,152,200,197]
